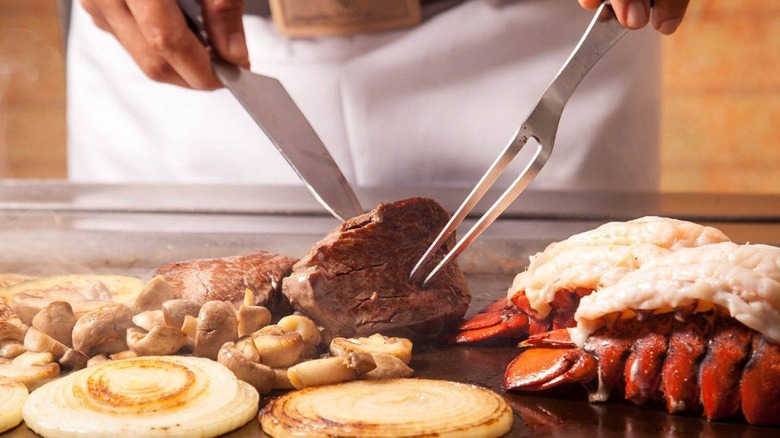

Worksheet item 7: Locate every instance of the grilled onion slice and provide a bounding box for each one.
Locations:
[261,378,512,437]
[0,376,27,433]
[23,356,259,438]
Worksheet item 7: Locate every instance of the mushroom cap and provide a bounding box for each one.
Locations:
[133,276,176,313]
[193,301,238,360]
[161,299,201,329]
[31,301,76,348]
[237,305,271,338]
[23,327,68,360]
[72,304,134,357]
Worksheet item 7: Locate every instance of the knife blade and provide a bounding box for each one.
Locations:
[178,0,363,222]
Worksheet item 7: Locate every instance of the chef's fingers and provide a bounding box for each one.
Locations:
[202,0,250,68]
[125,0,222,90]
[610,0,651,30]
[80,0,111,32]
[578,0,602,10]
[83,0,189,88]
[651,0,689,34]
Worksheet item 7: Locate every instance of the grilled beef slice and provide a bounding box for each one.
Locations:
[155,251,297,314]
[282,198,471,340]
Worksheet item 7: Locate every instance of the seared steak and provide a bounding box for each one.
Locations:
[155,251,297,314]
[282,198,471,341]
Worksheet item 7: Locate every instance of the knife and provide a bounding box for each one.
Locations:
[177,0,364,222]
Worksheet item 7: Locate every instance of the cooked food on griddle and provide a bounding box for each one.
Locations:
[23,356,259,438]
[282,198,471,341]
[260,378,513,438]
[155,251,297,314]
[0,376,27,433]
[506,242,780,426]
[456,216,730,343]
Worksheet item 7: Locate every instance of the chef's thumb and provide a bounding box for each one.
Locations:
[202,0,250,68]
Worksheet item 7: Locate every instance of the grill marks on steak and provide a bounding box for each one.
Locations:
[282,198,471,341]
[154,251,298,314]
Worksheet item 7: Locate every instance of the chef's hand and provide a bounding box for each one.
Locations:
[579,0,690,34]
[80,0,250,90]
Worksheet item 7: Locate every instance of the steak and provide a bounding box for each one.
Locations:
[282,198,471,341]
[154,251,297,314]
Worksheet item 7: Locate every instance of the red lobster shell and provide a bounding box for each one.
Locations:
[505,312,780,426]
[453,216,779,427]
[502,240,780,426]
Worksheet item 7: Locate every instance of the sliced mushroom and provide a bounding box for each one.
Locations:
[252,328,304,368]
[87,354,110,368]
[126,326,187,356]
[278,315,322,361]
[133,276,176,313]
[131,310,165,332]
[162,299,201,329]
[31,301,76,347]
[24,327,67,360]
[286,352,376,389]
[361,353,414,380]
[237,304,271,338]
[272,368,295,390]
[59,348,88,370]
[72,303,134,357]
[235,289,272,338]
[193,301,238,360]
[238,308,271,339]
[235,337,261,363]
[330,334,413,365]
[24,327,90,371]
[254,325,287,336]
[0,362,59,391]
[278,315,320,347]
[179,314,198,353]
[218,342,275,394]
[0,321,25,343]
[0,340,25,359]
[12,351,54,366]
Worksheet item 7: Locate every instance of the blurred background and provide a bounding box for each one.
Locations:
[0,0,777,193]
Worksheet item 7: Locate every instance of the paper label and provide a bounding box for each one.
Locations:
[269,0,422,37]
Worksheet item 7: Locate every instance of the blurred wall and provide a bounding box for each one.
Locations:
[0,0,777,193]
[660,2,780,193]
[0,0,66,179]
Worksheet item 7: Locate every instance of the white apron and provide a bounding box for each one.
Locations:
[67,0,660,191]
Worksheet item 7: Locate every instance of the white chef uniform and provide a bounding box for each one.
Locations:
[67,0,660,191]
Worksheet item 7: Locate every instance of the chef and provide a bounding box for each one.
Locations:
[67,0,689,190]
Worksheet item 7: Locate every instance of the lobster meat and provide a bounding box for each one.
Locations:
[455,217,730,343]
[503,242,780,426]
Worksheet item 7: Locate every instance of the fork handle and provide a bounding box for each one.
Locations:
[543,3,628,107]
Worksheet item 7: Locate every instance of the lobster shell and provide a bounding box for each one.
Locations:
[505,313,780,426]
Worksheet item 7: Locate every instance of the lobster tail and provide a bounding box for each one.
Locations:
[504,314,780,426]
